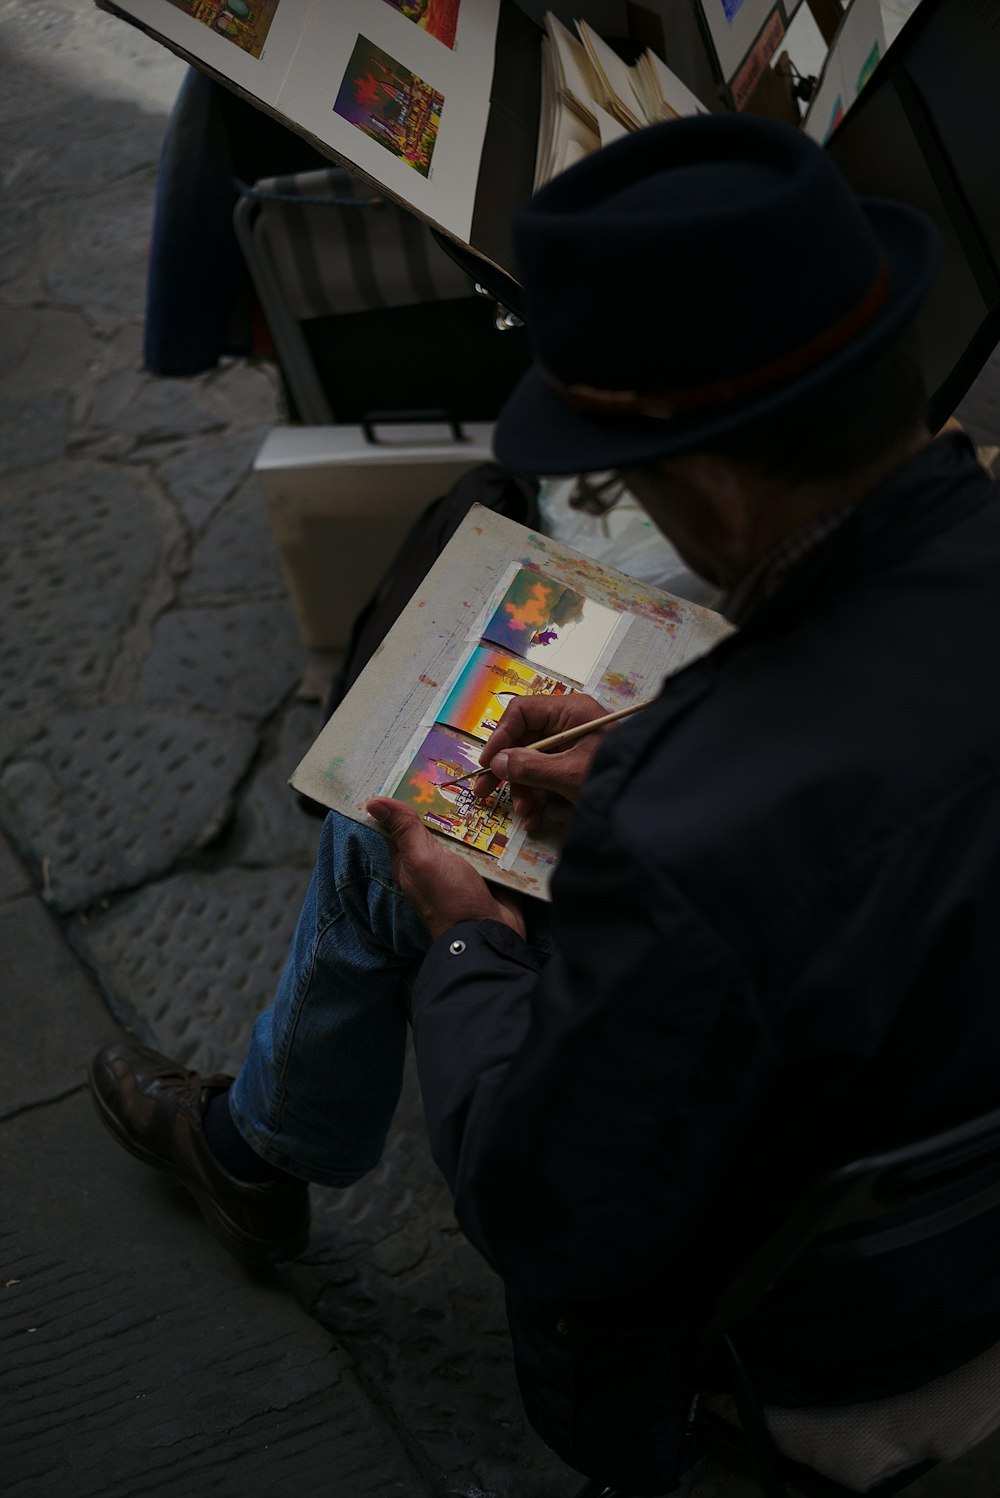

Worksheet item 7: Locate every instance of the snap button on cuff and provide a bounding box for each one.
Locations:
[449,939,467,956]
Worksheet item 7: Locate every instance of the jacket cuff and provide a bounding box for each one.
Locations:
[417,918,540,995]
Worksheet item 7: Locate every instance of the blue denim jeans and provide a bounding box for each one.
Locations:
[228,812,552,1186]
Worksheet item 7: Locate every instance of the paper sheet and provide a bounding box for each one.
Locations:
[104,0,500,243]
[291,505,731,900]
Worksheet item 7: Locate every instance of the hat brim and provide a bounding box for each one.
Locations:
[493,200,940,476]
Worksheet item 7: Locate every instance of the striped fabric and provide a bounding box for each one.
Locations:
[251,167,476,321]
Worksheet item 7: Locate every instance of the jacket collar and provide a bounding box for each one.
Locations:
[731,431,993,641]
[649,432,992,730]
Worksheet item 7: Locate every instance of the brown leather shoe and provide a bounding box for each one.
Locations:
[89,1043,310,1265]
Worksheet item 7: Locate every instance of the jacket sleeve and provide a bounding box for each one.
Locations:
[411,798,777,1304]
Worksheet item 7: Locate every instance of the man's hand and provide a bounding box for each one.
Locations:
[366,797,527,942]
[476,693,610,832]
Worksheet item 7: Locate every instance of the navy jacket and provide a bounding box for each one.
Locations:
[411,433,1000,1488]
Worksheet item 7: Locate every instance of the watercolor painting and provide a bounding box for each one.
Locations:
[333,36,444,177]
[164,0,281,56]
[438,646,571,743]
[719,0,748,21]
[482,568,621,684]
[388,725,514,857]
[381,0,461,49]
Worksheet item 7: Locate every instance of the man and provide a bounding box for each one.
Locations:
[91,116,1000,1492]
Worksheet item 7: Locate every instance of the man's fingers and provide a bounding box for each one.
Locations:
[366,797,429,851]
[479,697,537,763]
[491,745,585,798]
[480,693,605,767]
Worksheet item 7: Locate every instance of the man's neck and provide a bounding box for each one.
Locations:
[720,427,933,623]
[735,427,932,582]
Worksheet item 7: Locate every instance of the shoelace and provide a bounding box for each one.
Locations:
[149,1062,232,1108]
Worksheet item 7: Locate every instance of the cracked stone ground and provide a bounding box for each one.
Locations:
[0,4,572,1495]
[3,3,1000,1497]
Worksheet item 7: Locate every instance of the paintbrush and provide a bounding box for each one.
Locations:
[438,699,651,788]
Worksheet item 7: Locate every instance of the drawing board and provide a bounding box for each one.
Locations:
[291,506,730,900]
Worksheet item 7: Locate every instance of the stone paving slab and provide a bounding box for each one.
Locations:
[157,427,268,531]
[292,1057,575,1498]
[38,175,158,324]
[1,1091,430,1498]
[1,890,116,1119]
[181,476,291,602]
[228,701,325,868]
[0,708,259,913]
[69,865,312,1075]
[0,393,71,475]
[0,829,32,902]
[88,368,231,444]
[0,0,184,116]
[199,360,289,433]
[5,91,169,202]
[0,198,41,298]
[0,307,100,402]
[0,460,177,721]
[138,599,303,720]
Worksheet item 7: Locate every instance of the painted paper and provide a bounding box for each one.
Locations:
[334,36,445,178]
[482,568,620,684]
[697,0,788,85]
[437,646,571,743]
[381,0,461,49]
[162,0,282,56]
[389,725,514,856]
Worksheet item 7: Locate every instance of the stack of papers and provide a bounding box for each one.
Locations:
[534,12,710,189]
[632,48,712,124]
[533,15,602,187]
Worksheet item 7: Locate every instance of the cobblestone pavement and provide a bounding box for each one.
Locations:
[0,5,577,1496]
[2,3,1000,1497]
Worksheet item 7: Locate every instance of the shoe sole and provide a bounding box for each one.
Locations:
[87,1061,309,1267]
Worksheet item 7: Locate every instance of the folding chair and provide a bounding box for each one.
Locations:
[233,166,531,424]
[690,1104,1000,1496]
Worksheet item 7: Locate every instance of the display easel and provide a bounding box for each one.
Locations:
[447,0,1000,430]
[823,0,1000,426]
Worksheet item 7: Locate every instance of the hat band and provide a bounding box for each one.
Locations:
[543,257,890,422]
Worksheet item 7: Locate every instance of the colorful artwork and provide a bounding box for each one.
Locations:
[334,36,444,178]
[822,94,845,144]
[482,569,620,684]
[856,41,881,95]
[438,647,571,743]
[381,0,461,49]
[730,7,785,109]
[163,0,281,57]
[720,0,748,21]
[389,726,514,856]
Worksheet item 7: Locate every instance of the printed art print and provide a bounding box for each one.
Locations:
[381,0,461,49]
[163,0,281,56]
[482,568,621,685]
[437,646,571,743]
[389,725,514,857]
[334,36,445,177]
